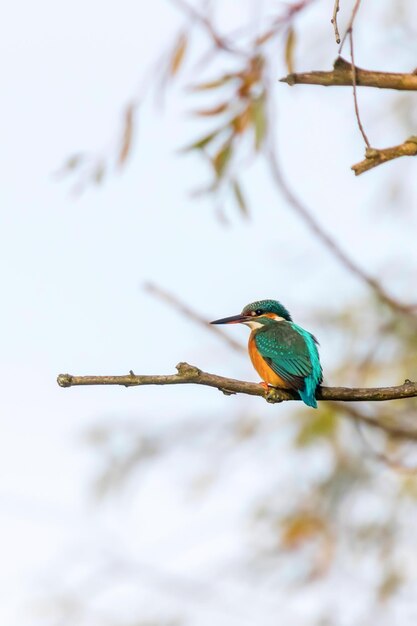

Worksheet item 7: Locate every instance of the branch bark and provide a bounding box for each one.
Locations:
[57,362,417,402]
[352,137,417,175]
[280,57,417,91]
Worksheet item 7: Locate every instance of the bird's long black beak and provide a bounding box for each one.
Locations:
[210,314,249,325]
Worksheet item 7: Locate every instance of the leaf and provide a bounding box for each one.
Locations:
[179,129,222,152]
[232,179,249,218]
[170,32,187,76]
[281,513,327,549]
[213,142,232,178]
[194,102,229,116]
[251,94,267,150]
[232,105,252,134]
[189,74,235,91]
[64,153,85,170]
[378,570,403,601]
[118,103,136,167]
[284,27,296,75]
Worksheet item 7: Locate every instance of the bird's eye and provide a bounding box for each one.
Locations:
[255,309,263,316]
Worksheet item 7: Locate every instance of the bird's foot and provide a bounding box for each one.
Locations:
[259,382,282,403]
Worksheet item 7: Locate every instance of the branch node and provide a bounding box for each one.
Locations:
[176,362,201,377]
[57,373,73,388]
[219,388,236,396]
[333,56,350,71]
[281,73,295,86]
[352,137,417,175]
[365,147,378,158]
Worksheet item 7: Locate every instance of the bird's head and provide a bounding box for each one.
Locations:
[210,299,292,329]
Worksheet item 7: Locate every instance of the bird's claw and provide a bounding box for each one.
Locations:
[266,389,283,403]
[259,382,282,403]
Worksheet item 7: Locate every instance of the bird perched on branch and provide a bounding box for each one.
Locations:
[211,299,322,408]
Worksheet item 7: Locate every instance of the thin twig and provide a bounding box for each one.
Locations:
[253,0,316,47]
[144,282,245,354]
[338,0,362,54]
[348,31,370,147]
[331,0,341,44]
[350,413,417,471]
[333,402,417,442]
[170,0,245,56]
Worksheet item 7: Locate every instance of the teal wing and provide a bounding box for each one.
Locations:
[254,322,313,391]
[255,322,322,408]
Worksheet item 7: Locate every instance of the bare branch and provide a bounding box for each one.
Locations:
[280,57,417,90]
[144,282,245,354]
[57,363,417,403]
[331,0,341,44]
[352,137,417,175]
[266,148,417,321]
[338,0,362,54]
[331,402,417,442]
[170,0,244,56]
[57,363,417,438]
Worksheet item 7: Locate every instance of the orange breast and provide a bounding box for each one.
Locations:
[248,333,291,389]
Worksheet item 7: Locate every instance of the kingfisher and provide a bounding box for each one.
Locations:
[210,299,322,408]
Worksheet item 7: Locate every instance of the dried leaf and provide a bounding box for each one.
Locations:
[251,94,267,150]
[281,513,327,549]
[232,179,249,218]
[232,105,252,134]
[64,153,84,170]
[284,27,296,75]
[213,142,232,178]
[189,74,235,91]
[194,102,229,116]
[170,32,187,76]
[118,103,136,167]
[378,570,403,601]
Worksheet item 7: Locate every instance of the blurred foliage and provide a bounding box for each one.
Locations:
[57,0,311,208]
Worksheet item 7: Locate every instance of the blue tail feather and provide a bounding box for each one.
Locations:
[298,381,318,408]
[290,323,323,409]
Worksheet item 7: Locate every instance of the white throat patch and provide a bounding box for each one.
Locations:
[243,320,265,330]
[243,314,286,330]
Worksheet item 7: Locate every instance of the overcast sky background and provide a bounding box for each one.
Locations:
[2,1,417,624]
